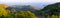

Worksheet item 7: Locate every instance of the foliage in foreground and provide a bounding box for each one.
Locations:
[0,4,37,18]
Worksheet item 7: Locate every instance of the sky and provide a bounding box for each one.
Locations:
[0,0,60,3]
[0,0,60,9]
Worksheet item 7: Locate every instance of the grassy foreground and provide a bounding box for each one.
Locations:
[47,15,60,18]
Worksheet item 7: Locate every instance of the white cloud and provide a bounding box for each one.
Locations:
[0,0,40,3]
[0,0,60,4]
[0,0,60,8]
[40,0,60,2]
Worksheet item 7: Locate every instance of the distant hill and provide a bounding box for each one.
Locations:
[8,5,41,11]
[7,2,56,9]
[6,5,41,15]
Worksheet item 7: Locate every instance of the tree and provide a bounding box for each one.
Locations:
[41,2,60,18]
[0,4,8,16]
[14,11,37,18]
[6,6,37,18]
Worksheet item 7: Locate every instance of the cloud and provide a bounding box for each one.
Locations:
[0,0,60,4]
[0,0,60,3]
[0,0,60,8]
[0,0,40,3]
[40,0,60,2]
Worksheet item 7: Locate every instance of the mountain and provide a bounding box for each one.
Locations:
[9,5,41,10]
[7,2,56,9]
[6,5,41,16]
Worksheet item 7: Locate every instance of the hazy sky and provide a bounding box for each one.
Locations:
[0,0,60,9]
[0,0,60,3]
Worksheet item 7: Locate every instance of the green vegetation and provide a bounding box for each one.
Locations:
[0,2,60,18]
[40,2,60,18]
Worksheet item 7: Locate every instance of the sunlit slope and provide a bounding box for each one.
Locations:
[0,4,9,16]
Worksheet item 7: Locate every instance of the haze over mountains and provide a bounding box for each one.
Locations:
[6,2,56,9]
[0,0,60,9]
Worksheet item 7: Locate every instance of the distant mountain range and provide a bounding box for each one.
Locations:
[7,2,56,9]
[6,5,41,15]
[13,5,41,10]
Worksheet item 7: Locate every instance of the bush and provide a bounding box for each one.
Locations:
[15,11,37,18]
